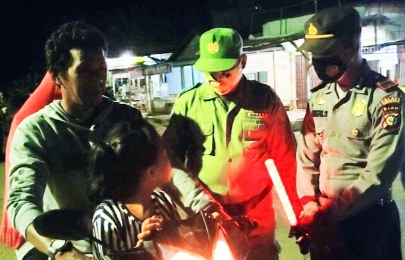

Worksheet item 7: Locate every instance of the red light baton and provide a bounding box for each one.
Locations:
[265,159,298,226]
[265,159,309,254]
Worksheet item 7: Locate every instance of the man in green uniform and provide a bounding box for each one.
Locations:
[296,6,405,259]
[163,28,302,260]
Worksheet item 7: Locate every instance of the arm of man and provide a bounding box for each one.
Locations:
[268,97,304,220]
[7,120,51,251]
[7,120,90,259]
[163,98,227,217]
[1,71,60,249]
[170,168,224,214]
[162,108,190,165]
[296,104,323,222]
[25,225,90,260]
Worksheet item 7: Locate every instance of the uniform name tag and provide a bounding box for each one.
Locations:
[312,110,328,117]
[246,112,268,119]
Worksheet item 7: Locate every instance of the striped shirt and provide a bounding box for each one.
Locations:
[91,189,181,260]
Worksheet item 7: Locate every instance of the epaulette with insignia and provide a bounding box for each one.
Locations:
[371,71,398,91]
[178,82,203,97]
[310,81,328,93]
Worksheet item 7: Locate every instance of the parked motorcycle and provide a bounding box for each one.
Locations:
[33,209,256,260]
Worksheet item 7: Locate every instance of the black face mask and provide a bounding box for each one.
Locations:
[312,55,348,83]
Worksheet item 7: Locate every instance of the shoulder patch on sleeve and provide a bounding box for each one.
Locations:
[310,82,328,93]
[380,96,401,131]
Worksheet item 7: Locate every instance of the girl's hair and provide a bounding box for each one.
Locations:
[88,119,162,205]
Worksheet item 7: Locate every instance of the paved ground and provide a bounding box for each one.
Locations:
[0,109,404,259]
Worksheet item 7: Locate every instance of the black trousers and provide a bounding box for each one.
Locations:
[22,248,48,260]
[310,201,402,260]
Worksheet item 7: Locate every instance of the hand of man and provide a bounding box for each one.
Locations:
[299,201,320,228]
[288,226,310,255]
[210,209,232,221]
[299,198,342,255]
[300,199,335,234]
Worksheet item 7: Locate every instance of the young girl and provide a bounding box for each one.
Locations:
[88,119,181,259]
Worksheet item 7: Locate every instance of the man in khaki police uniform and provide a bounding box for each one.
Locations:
[163,28,302,260]
[296,6,405,259]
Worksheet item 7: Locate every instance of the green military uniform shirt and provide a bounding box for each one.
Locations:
[163,76,300,213]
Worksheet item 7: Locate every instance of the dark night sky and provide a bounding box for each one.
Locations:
[0,0,367,87]
[0,0,214,87]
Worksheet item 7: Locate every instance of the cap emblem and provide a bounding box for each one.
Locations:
[305,23,334,39]
[207,42,219,54]
[308,23,318,35]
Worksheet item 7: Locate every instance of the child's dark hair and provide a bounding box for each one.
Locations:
[88,119,161,205]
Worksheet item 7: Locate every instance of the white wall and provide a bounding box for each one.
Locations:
[245,51,296,103]
[363,45,399,79]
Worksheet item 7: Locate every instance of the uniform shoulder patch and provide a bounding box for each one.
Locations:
[371,71,398,91]
[380,96,401,131]
[310,82,328,93]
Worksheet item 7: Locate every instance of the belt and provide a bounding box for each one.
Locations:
[218,184,272,216]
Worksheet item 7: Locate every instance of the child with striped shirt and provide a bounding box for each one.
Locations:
[87,120,181,259]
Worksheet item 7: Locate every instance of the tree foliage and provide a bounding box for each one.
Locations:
[1,72,41,114]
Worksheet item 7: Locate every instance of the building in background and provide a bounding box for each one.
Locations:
[106,1,405,115]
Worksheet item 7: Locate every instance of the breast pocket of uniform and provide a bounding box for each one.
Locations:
[313,117,327,132]
[313,117,327,146]
[345,123,371,157]
[242,120,268,152]
[200,122,214,155]
[312,108,328,133]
